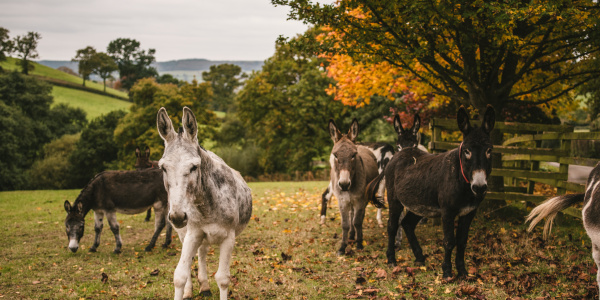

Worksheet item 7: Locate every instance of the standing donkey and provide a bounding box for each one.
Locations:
[368,106,495,279]
[135,146,159,222]
[526,164,600,297]
[63,168,172,253]
[328,119,379,255]
[157,107,252,300]
[320,142,394,226]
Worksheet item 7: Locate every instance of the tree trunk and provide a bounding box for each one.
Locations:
[103,78,106,92]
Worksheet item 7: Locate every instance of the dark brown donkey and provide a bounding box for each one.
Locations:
[368,106,495,279]
[64,168,172,253]
[135,147,159,221]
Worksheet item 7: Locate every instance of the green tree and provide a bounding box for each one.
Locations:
[113,78,217,170]
[202,64,245,111]
[107,38,158,90]
[12,31,41,75]
[68,110,126,187]
[92,52,118,92]
[157,73,182,86]
[72,46,97,87]
[274,0,600,117]
[27,133,80,189]
[0,27,13,70]
[237,37,349,173]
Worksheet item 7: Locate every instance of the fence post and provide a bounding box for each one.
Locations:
[557,135,571,195]
[429,119,441,154]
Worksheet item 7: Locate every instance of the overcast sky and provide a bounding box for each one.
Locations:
[1,0,329,62]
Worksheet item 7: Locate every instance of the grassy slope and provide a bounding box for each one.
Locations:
[0,182,596,299]
[52,86,131,120]
[1,57,128,99]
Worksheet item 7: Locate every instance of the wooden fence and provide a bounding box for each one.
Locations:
[429,118,600,218]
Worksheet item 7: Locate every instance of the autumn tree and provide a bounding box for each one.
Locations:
[236,36,349,173]
[72,46,97,87]
[0,27,13,70]
[12,31,41,75]
[274,0,600,118]
[107,38,157,90]
[92,52,118,92]
[202,64,245,111]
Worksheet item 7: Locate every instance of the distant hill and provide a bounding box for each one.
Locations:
[37,58,264,82]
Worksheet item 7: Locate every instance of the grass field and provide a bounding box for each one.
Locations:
[51,86,132,120]
[1,57,128,99]
[0,182,597,299]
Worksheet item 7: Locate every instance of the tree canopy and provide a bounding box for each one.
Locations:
[274,0,600,118]
[107,38,157,90]
[0,27,13,69]
[72,46,97,87]
[12,31,41,75]
[202,64,245,111]
[92,52,118,92]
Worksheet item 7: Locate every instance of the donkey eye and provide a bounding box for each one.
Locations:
[486,148,492,159]
[190,165,198,173]
[464,149,472,159]
[161,166,167,173]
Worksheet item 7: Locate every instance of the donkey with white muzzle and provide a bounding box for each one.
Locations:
[328,119,379,255]
[157,107,252,300]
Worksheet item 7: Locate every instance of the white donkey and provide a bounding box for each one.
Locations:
[157,107,252,300]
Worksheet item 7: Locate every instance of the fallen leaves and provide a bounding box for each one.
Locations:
[150,269,159,276]
[101,272,108,284]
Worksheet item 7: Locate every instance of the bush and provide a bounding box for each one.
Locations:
[212,143,263,178]
[27,134,80,189]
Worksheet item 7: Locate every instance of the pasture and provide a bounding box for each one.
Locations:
[51,86,131,120]
[0,182,596,299]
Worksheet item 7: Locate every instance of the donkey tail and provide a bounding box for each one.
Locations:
[366,172,386,209]
[526,193,584,239]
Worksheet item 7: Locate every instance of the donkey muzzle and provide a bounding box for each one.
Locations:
[68,239,79,253]
[169,211,188,228]
[471,170,488,197]
[338,170,351,191]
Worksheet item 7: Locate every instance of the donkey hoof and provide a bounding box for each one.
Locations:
[337,250,345,256]
[161,244,169,249]
[89,248,97,253]
[414,261,425,266]
[144,246,153,252]
[199,290,212,297]
[113,249,121,254]
[356,244,364,250]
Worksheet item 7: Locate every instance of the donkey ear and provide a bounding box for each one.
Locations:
[412,114,421,136]
[457,106,472,135]
[64,200,71,213]
[393,114,404,135]
[157,107,176,143]
[76,201,83,214]
[482,105,496,134]
[181,107,198,141]
[329,119,342,142]
[145,147,150,158]
[135,147,140,158]
[348,118,359,142]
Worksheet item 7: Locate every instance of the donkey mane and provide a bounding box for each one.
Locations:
[72,171,108,215]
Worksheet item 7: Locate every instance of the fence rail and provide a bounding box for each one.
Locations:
[429,118,599,219]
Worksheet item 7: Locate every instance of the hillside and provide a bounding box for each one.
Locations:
[1,58,128,99]
[37,58,264,82]
[1,58,131,120]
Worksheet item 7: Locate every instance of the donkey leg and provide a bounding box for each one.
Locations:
[349,209,356,241]
[320,183,332,225]
[106,212,123,254]
[592,243,600,299]
[353,207,366,250]
[394,210,405,249]
[401,212,425,265]
[174,232,201,300]
[145,206,167,252]
[376,178,386,227]
[145,208,152,222]
[197,242,211,296]
[338,201,352,256]
[455,211,476,277]
[90,211,104,252]
[215,231,236,300]
[386,206,403,266]
[163,219,173,249]
[441,212,457,279]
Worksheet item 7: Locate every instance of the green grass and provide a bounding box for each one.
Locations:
[0,182,596,299]
[1,57,128,99]
[52,86,131,120]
